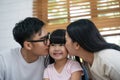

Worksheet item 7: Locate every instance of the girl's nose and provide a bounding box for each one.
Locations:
[54,45,60,50]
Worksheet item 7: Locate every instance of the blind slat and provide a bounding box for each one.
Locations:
[33,0,120,32]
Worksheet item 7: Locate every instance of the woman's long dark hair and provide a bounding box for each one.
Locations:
[67,19,120,52]
[75,56,87,80]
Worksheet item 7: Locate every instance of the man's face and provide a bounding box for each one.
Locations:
[29,27,49,56]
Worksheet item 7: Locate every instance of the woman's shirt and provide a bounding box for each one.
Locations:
[90,49,120,80]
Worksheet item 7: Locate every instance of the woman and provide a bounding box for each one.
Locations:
[65,19,120,80]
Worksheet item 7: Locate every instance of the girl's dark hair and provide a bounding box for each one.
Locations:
[50,29,66,44]
[67,19,120,52]
[44,29,66,67]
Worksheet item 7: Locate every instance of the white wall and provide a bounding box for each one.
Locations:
[0,0,33,51]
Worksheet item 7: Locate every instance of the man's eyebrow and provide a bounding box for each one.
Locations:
[40,36,46,39]
[40,32,50,39]
[40,34,47,39]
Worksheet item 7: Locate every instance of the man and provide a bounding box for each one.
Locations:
[0,17,49,80]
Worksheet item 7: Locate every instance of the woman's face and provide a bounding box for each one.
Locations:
[65,32,76,56]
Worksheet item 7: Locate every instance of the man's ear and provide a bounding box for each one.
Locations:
[23,41,32,50]
[73,42,80,50]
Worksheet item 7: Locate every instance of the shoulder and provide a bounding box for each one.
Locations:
[95,49,120,59]
[67,59,80,65]
[91,49,120,77]
[0,47,21,61]
[0,49,10,56]
[94,49,120,69]
[45,63,54,69]
[0,47,20,55]
[44,63,54,73]
[65,60,83,74]
[67,60,82,70]
[98,49,119,53]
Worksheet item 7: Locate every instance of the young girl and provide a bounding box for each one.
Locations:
[43,29,83,80]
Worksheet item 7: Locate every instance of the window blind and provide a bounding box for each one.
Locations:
[33,0,120,32]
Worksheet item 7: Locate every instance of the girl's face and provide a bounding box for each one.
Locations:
[49,43,68,61]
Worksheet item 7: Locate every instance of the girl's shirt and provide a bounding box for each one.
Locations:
[44,59,83,80]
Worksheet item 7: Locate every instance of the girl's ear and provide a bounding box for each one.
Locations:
[23,41,32,50]
[73,42,80,50]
